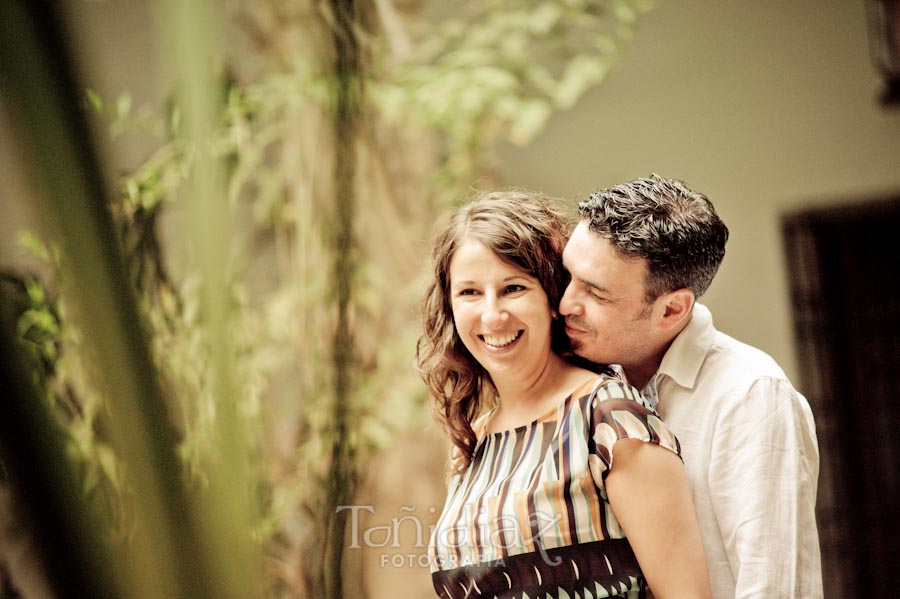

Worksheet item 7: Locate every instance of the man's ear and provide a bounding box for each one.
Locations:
[656,289,694,331]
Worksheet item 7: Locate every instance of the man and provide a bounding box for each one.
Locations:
[560,174,822,599]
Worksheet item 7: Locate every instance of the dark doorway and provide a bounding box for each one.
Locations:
[783,196,900,598]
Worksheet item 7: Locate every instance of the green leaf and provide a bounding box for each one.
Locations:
[17,229,50,262]
[529,2,563,35]
[611,1,638,24]
[17,308,59,338]
[86,88,104,113]
[508,98,551,145]
[24,279,45,304]
[125,177,140,203]
[116,92,132,119]
[555,55,607,109]
[96,444,122,490]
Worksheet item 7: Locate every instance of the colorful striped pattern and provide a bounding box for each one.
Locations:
[429,375,680,598]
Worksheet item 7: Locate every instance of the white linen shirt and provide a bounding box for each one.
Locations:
[646,303,823,599]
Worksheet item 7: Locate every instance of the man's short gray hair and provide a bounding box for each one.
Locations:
[578,174,729,302]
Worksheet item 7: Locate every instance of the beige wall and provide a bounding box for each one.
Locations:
[496,0,900,383]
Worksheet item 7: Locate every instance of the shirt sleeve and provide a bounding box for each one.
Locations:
[708,377,823,599]
[586,377,682,488]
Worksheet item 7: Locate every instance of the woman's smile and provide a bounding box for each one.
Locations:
[480,330,523,349]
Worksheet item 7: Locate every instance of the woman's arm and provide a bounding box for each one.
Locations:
[606,439,711,599]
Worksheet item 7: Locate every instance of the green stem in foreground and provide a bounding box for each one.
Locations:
[0,3,210,598]
[323,1,368,598]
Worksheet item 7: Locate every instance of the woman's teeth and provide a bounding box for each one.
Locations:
[482,331,521,348]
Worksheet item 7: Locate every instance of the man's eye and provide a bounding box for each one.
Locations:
[587,289,605,302]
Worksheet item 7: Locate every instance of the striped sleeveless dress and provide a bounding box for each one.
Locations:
[429,375,681,599]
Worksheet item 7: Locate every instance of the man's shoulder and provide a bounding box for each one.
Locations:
[710,329,787,375]
[663,304,797,397]
[696,329,800,400]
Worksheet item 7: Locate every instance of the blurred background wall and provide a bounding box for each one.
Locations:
[2,1,899,598]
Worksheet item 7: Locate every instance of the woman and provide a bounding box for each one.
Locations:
[416,190,711,599]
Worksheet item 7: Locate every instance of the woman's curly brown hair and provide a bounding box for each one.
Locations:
[415,190,574,474]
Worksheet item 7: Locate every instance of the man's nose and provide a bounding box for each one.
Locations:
[559,283,582,317]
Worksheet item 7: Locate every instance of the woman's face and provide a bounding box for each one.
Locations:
[448,239,555,383]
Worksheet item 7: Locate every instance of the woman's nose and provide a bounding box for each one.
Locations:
[481,296,508,327]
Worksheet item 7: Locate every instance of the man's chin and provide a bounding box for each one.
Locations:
[568,340,605,364]
[568,339,597,361]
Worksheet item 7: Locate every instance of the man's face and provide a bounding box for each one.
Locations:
[560,222,660,373]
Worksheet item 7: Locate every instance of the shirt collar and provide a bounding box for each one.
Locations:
[656,302,716,390]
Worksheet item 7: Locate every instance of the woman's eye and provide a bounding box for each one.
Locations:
[504,284,526,294]
[458,288,478,296]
